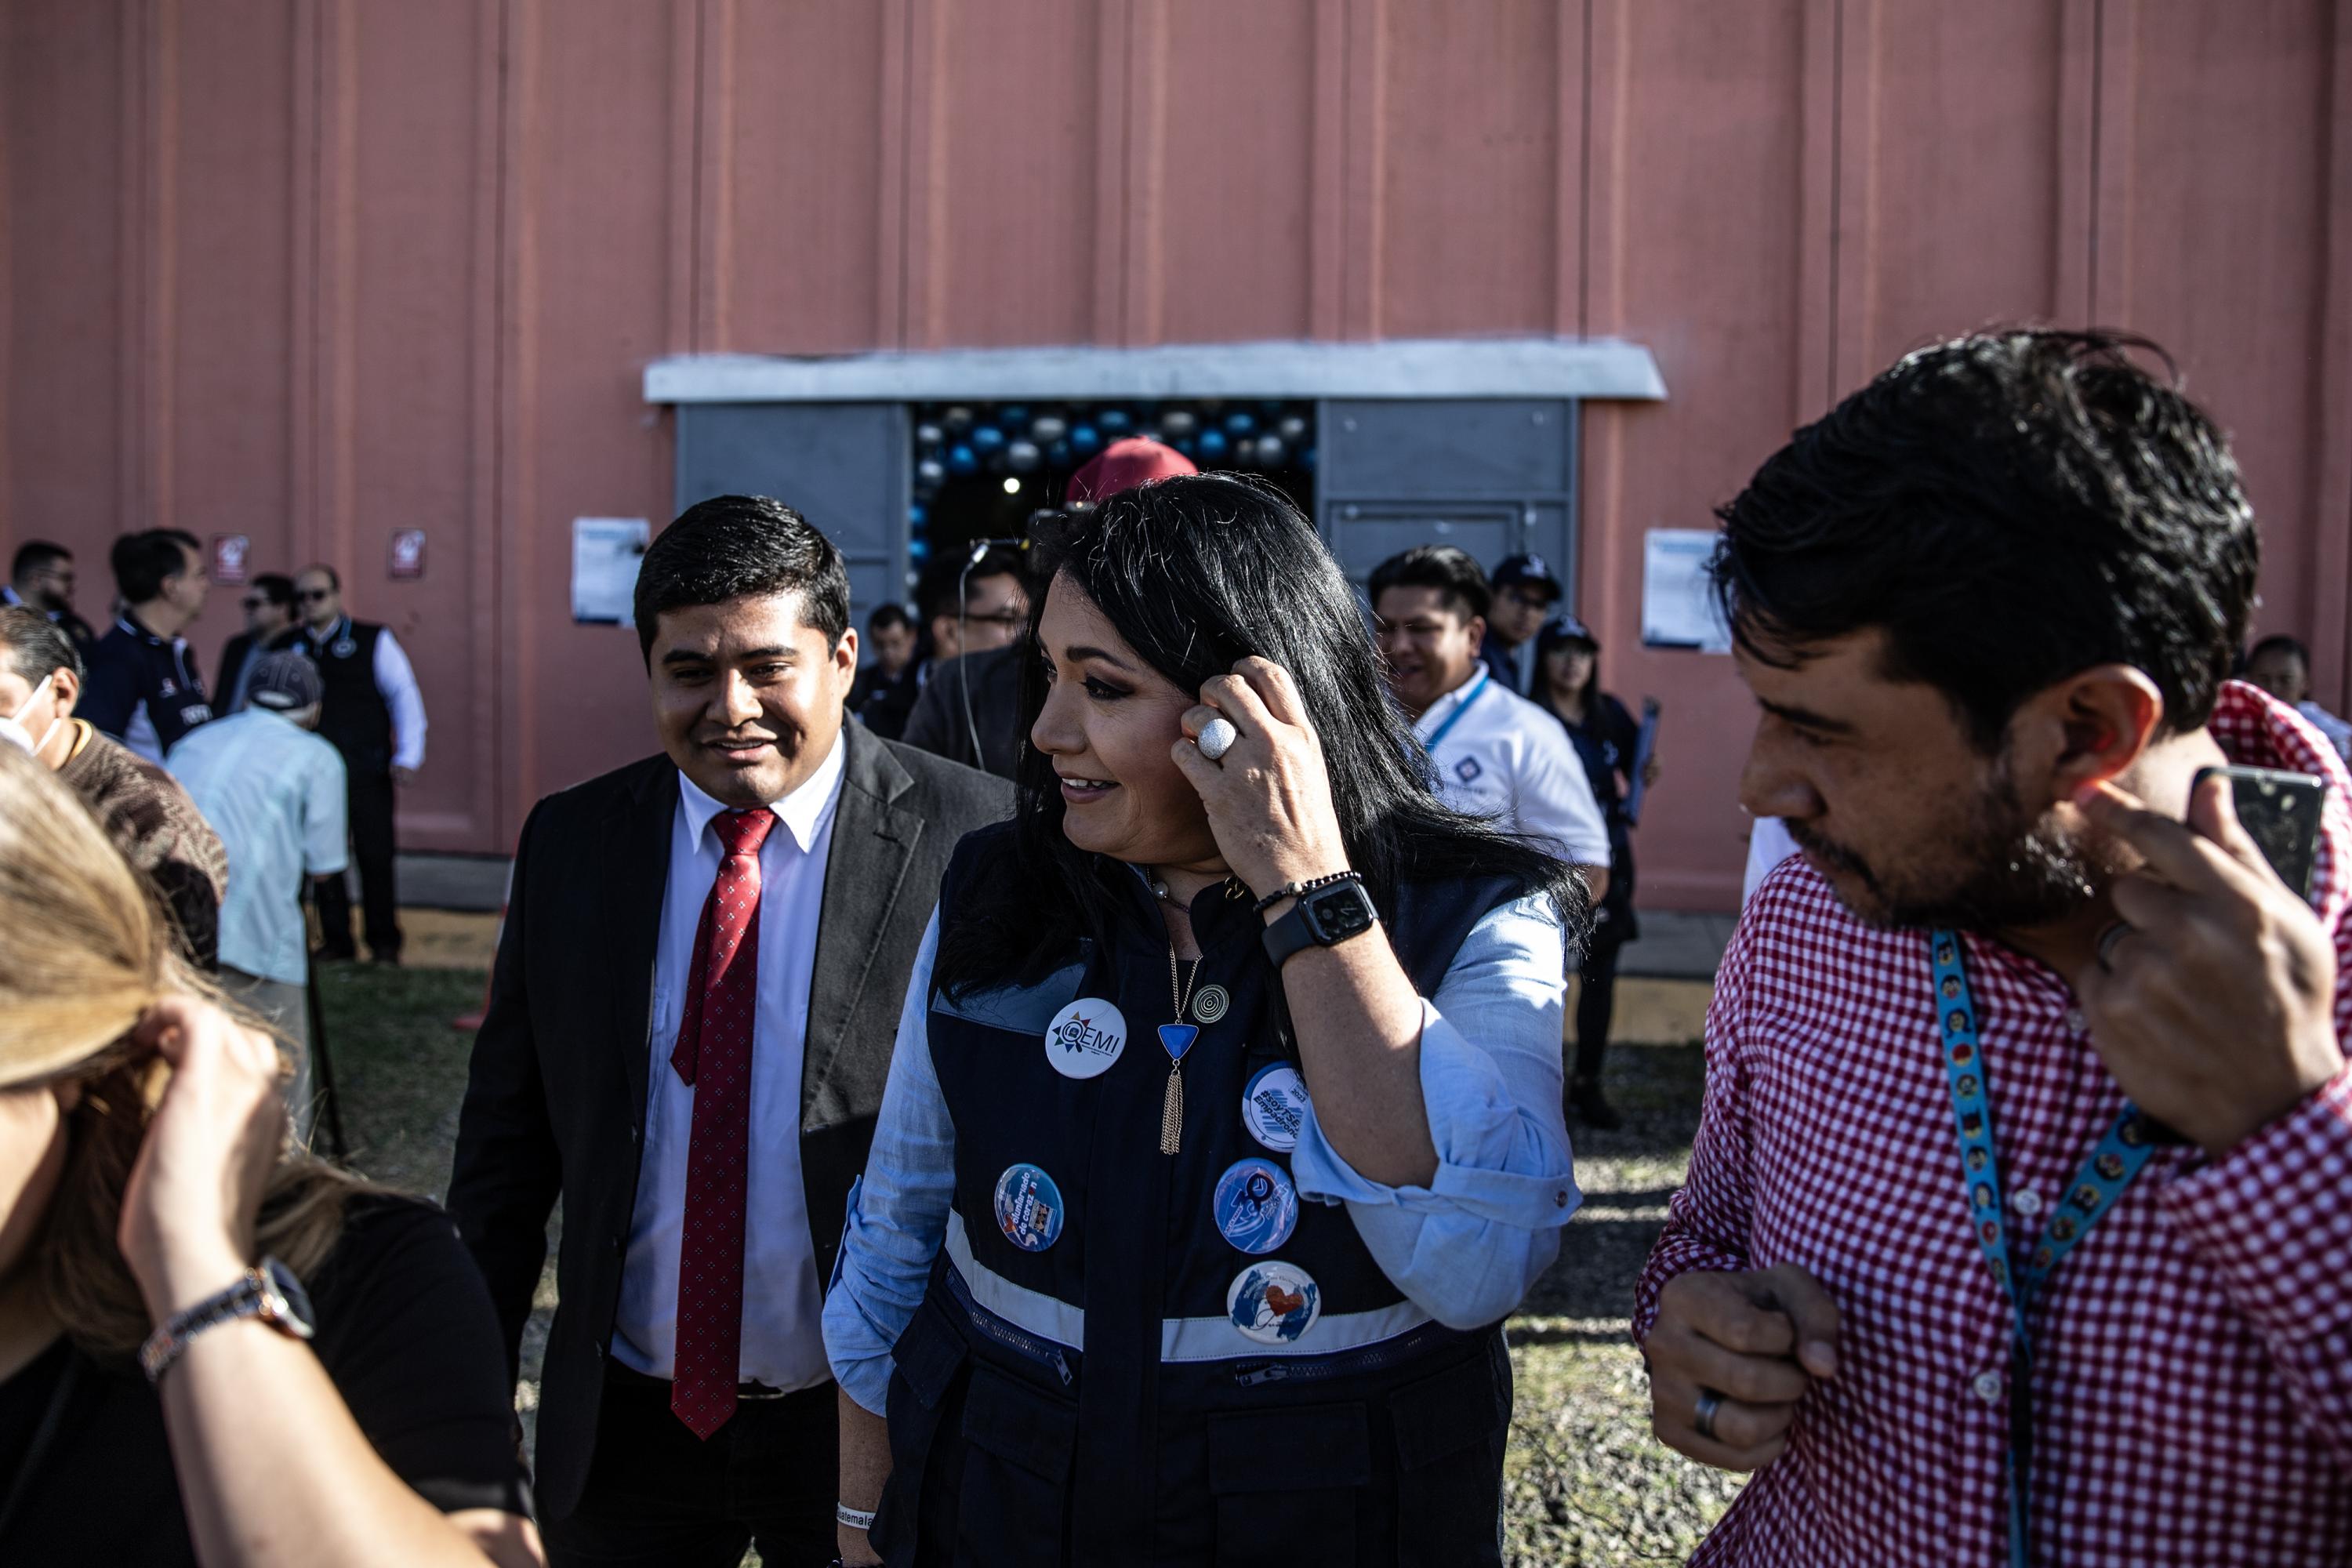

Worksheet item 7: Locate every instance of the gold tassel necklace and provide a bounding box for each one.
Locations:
[1159,942,1203,1155]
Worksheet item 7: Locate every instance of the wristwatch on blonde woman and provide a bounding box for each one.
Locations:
[138,1257,315,1384]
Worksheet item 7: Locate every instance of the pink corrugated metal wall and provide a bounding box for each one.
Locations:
[5,1,2348,909]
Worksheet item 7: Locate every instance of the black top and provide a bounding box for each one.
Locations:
[1554,691,1641,932]
[0,1196,531,1565]
[1558,691,1639,822]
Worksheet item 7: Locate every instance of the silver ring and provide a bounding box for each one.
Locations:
[1196,717,1239,762]
[1693,1387,1725,1441]
[2095,920,2135,974]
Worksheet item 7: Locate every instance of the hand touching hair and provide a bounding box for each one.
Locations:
[0,742,362,1359]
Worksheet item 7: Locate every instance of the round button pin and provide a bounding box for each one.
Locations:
[1043,997,1128,1080]
[993,1163,1065,1252]
[1240,1063,1310,1152]
[1227,1260,1321,1346]
[1213,1158,1300,1254]
[1192,983,1231,1025]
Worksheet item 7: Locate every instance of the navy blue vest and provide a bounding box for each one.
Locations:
[274,618,392,775]
[876,826,1531,1567]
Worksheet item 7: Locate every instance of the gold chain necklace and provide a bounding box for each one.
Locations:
[1160,942,1203,1155]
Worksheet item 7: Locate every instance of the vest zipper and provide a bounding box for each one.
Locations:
[945,1262,1074,1387]
[1229,1319,1457,1386]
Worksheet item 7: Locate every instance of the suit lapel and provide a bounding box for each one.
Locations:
[603,763,677,1128]
[802,725,920,1130]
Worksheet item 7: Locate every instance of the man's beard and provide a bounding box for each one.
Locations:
[1789,757,2114,934]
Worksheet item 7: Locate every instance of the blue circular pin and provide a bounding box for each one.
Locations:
[993,1163,1065,1253]
[1213,1158,1299,1254]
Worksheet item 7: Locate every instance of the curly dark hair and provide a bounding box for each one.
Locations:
[1710,328,2259,750]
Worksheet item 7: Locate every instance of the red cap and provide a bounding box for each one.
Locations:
[1065,436,1199,505]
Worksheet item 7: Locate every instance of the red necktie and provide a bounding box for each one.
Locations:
[669,806,777,1439]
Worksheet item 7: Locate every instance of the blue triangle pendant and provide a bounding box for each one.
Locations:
[1159,1022,1200,1063]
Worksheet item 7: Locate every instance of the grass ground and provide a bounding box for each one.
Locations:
[316,961,1737,1566]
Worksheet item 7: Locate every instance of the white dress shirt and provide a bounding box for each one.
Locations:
[371,628,429,771]
[612,731,847,1391]
[1414,668,1610,867]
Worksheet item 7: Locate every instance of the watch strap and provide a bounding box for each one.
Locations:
[139,1258,313,1384]
[1261,875,1378,969]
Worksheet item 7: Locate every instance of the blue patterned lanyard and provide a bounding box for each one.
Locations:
[1421,670,1491,754]
[1931,931,2160,1568]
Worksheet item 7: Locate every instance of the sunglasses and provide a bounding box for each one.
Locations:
[241,596,267,610]
[297,589,334,603]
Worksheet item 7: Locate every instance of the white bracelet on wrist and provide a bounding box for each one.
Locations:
[836,1502,877,1531]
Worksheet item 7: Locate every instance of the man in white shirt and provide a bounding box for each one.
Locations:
[1370,544,1612,902]
[165,651,347,1134]
[270,564,426,964]
[446,495,1009,1566]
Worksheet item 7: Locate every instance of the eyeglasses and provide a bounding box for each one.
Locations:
[241,596,267,611]
[297,589,334,603]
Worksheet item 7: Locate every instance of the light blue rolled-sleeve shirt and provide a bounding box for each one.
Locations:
[821,894,1581,1416]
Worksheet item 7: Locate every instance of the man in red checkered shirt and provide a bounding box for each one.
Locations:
[1637,330,2352,1565]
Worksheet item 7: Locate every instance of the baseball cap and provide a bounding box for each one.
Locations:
[1492,554,1563,599]
[1065,437,1200,506]
[246,651,325,713]
[1535,612,1598,652]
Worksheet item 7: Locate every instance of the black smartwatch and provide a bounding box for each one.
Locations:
[1261,874,1379,969]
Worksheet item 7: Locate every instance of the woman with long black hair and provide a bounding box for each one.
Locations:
[1532,613,1659,1131]
[822,475,1584,1566]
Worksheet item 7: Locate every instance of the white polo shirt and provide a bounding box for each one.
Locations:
[1413,669,1610,867]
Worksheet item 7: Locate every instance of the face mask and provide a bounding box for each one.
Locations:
[0,674,60,757]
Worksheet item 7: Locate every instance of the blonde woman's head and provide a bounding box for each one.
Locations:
[0,740,191,1088]
[0,743,359,1357]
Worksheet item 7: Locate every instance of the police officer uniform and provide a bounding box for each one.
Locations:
[851,827,1531,1566]
[270,612,424,961]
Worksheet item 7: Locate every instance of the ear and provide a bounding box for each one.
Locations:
[2015,664,2164,802]
[1465,615,1486,659]
[50,666,79,719]
[833,626,860,679]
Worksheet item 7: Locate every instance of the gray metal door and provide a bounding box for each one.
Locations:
[673,402,911,633]
[1314,398,1578,603]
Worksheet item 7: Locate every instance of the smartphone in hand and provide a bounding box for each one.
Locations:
[2193,764,2326,906]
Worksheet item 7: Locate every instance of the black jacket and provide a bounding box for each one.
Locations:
[900,644,1024,780]
[216,632,261,712]
[444,723,1010,1524]
[80,613,212,759]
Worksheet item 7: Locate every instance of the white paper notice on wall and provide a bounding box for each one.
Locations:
[572,517,650,625]
[1641,529,1732,653]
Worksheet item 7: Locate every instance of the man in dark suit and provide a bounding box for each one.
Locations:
[447,495,1010,1566]
[215,572,296,713]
